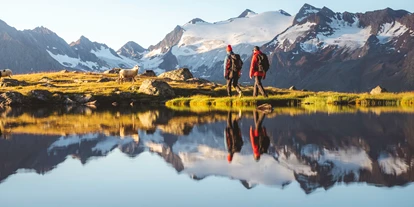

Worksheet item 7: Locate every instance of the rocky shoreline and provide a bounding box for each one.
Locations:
[0,68,218,108]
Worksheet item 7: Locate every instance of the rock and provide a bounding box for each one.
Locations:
[40,83,57,87]
[60,69,70,73]
[84,100,97,106]
[140,70,157,77]
[257,103,273,114]
[370,86,388,95]
[103,68,121,74]
[64,97,76,105]
[28,90,53,102]
[0,79,29,87]
[289,86,297,90]
[129,85,140,91]
[186,78,210,84]
[158,68,193,81]
[72,94,94,104]
[138,79,175,98]
[39,77,53,83]
[0,91,25,106]
[96,77,114,83]
[115,91,132,99]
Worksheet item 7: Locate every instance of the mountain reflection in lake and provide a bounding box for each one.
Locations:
[0,106,414,207]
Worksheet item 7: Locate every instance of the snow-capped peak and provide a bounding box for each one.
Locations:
[295,3,322,23]
[238,9,257,18]
[187,18,207,25]
[278,9,291,16]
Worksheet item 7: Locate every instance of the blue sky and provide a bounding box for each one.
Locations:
[0,0,412,50]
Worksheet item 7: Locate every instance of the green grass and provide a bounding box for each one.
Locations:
[2,72,414,109]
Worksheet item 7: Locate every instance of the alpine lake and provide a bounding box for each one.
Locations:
[0,105,414,207]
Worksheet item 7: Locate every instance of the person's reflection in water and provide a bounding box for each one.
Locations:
[225,111,243,163]
[250,110,270,161]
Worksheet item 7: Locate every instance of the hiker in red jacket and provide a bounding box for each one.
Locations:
[225,111,243,163]
[249,46,268,97]
[224,45,243,97]
[250,110,270,161]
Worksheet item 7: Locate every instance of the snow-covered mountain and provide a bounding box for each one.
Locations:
[49,36,140,71]
[137,9,293,79]
[262,4,414,91]
[0,21,142,72]
[0,4,413,91]
[117,41,147,60]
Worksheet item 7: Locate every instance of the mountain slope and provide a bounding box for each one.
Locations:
[0,20,139,73]
[262,5,414,92]
[140,10,294,80]
[117,41,147,60]
[0,21,64,73]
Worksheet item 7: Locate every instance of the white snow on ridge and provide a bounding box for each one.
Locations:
[180,147,296,187]
[47,50,101,70]
[317,19,372,51]
[276,17,372,53]
[378,152,409,176]
[302,145,372,180]
[48,134,100,152]
[274,22,316,47]
[178,11,294,52]
[91,46,139,69]
[47,46,140,71]
[377,22,409,44]
[92,137,135,155]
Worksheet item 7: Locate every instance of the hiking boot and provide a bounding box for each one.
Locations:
[238,91,243,98]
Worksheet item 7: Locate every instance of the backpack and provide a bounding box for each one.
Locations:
[229,54,243,72]
[257,53,270,72]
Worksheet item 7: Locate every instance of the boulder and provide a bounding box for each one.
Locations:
[40,83,57,87]
[72,94,94,104]
[39,77,53,83]
[96,77,114,83]
[370,86,388,95]
[289,86,297,90]
[186,78,210,84]
[0,91,25,106]
[103,68,121,74]
[28,90,53,102]
[138,79,175,98]
[158,68,193,81]
[1,79,29,87]
[257,103,273,114]
[140,70,157,77]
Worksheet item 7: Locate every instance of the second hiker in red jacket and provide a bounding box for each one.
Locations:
[249,46,268,97]
[250,110,270,161]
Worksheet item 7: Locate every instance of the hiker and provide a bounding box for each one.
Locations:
[249,46,269,97]
[225,111,243,163]
[224,45,243,97]
[250,110,270,161]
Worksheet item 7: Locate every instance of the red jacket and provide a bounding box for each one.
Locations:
[250,50,266,78]
[250,126,269,158]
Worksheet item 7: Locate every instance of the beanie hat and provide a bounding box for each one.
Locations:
[226,45,232,51]
[254,46,260,51]
[227,154,233,163]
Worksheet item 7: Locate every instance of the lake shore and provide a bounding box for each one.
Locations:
[1,71,413,109]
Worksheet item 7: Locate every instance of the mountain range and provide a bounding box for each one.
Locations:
[0,4,413,92]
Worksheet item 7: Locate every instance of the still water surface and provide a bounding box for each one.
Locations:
[0,106,413,207]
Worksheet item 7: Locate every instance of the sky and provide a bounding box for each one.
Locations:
[0,0,413,50]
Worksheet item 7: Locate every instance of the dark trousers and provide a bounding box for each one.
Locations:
[253,76,267,97]
[254,110,265,129]
[226,76,241,96]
